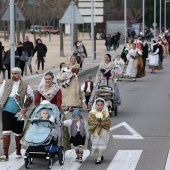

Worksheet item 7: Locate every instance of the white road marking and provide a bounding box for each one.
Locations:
[51,149,90,170]
[110,122,144,139]
[107,150,142,170]
[164,150,170,170]
[0,149,25,170]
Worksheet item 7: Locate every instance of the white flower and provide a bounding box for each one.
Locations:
[96,113,103,119]
[137,51,142,55]
[125,48,129,51]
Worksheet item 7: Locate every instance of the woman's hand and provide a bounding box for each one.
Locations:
[92,121,100,125]
[101,122,106,126]
[20,108,27,114]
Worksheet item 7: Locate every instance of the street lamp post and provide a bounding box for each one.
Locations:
[10,0,15,70]
[91,0,94,63]
[142,0,145,35]
[124,0,127,45]
[160,0,162,35]
[154,0,156,37]
[164,0,170,31]
[71,0,74,53]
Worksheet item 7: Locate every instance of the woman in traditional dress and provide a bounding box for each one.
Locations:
[59,55,82,111]
[125,43,145,81]
[88,98,114,164]
[89,53,121,107]
[162,36,168,58]
[22,71,71,151]
[148,40,159,73]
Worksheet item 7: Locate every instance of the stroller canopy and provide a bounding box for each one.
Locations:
[31,103,60,123]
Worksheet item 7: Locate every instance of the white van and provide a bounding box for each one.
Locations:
[30,25,42,34]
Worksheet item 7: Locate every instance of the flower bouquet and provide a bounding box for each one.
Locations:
[14,93,33,121]
[148,47,152,53]
[124,48,129,55]
[137,50,143,56]
[95,113,103,124]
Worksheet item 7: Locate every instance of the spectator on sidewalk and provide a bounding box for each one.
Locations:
[73,41,84,70]
[131,29,136,40]
[116,31,121,48]
[34,38,47,74]
[23,36,34,75]
[105,34,112,52]
[79,41,87,58]
[111,33,118,52]
[16,41,24,76]
[0,41,6,82]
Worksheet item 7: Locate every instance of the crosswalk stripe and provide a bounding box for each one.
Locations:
[107,150,143,170]
[51,149,90,170]
[0,149,25,170]
[165,150,170,170]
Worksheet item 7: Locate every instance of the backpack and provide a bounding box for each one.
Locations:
[20,51,28,62]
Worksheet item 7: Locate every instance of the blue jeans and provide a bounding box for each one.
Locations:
[1,70,5,80]
[106,45,111,51]
[113,44,117,51]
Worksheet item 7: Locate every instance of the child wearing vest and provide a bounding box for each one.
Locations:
[61,110,89,163]
[81,74,94,109]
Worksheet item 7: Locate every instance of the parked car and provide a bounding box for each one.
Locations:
[30,25,42,34]
[41,26,60,35]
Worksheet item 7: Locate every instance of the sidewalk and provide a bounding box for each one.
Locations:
[0,32,124,89]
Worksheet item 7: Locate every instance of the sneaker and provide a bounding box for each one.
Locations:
[0,155,8,161]
[36,71,40,74]
[15,154,22,159]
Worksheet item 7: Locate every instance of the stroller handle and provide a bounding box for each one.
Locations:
[30,119,55,125]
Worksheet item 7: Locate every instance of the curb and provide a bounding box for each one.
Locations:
[78,65,99,77]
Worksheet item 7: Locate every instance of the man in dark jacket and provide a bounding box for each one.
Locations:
[111,33,118,51]
[34,38,47,74]
[131,29,136,40]
[116,31,121,48]
[141,37,148,70]
[23,36,34,75]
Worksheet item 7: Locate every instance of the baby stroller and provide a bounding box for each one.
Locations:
[94,79,118,117]
[24,103,64,169]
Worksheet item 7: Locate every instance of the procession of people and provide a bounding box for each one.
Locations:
[0,29,170,167]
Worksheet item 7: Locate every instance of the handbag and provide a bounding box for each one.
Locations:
[20,51,28,62]
[80,56,84,62]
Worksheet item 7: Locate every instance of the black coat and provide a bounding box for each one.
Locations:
[16,45,24,57]
[142,43,148,59]
[34,43,47,59]
[111,35,118,44]
[23,41,34,57]
[0,45,5,70]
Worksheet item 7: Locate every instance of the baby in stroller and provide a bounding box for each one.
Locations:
[24,101,64,169]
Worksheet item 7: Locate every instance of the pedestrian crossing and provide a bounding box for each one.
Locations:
[1,149,170,170]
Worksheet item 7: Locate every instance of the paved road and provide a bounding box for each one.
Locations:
[1,58,170,170]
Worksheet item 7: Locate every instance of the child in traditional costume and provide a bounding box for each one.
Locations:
[81,74,94,110]
[88,98,113,164]
[61,110,89,163]
[114,55,125,81]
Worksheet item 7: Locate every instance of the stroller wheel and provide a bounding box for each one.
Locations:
[30,158,34,164]
[58,148,65,165]
[24,157,30,169]
[115,106,118,116]
[48,158,52,169]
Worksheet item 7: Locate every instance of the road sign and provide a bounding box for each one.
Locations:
[83,16,103,23]
[60,1,84,24]
[79,8,104,15]
[110,122,144,139]
[1,4,25,21]
[152,22,157,27]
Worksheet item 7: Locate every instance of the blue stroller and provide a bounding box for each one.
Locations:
[24,103,64,169]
